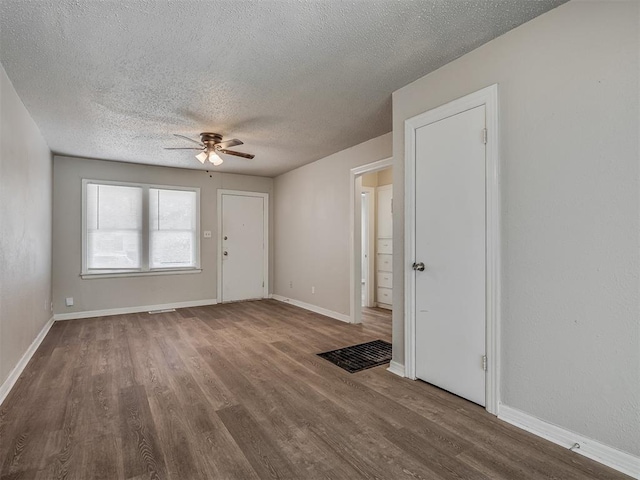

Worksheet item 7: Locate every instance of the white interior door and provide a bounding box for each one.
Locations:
[221,193,266,302]
[415,105,487,406]
[360,188,375,308]
[361,192,369,306]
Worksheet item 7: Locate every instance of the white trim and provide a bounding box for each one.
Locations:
[81,268,202,279]
[217,189,269,303]
[270,294,350,323]
[499,405,640,478]
[0,316,54,406]
[387,360,405,377]
[349,157,393,324]
[53,298,217,321]
[404,84,501,415]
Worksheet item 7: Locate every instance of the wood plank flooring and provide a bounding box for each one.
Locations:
[0,300,631,479]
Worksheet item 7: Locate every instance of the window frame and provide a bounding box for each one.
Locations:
[81,179,201,278]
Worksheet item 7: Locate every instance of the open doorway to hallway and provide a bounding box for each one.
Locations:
[360,167,393,327]
[350,158,393,326]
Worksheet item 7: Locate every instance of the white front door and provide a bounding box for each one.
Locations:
[220,193,266,302]
[415,105,487,406]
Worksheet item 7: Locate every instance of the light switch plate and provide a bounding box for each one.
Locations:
[65,297,74,307]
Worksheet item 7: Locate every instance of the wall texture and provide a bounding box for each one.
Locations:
[362,167,392,188]
[377,167,392,187]
[0,64,52,386]
[361,172,378,188]
[53,156,273,314]
[392,1,639,456]
[274,133,391,316]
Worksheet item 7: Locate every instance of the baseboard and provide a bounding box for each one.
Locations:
[0,316,54,406]
[387,360,405,377]
[499,405,639,478]
[270,294,351,323]
[376,303,392,310]
[53,299,218,321]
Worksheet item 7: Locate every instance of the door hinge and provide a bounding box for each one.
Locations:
[482,355,488,371]
[482,128,488,144]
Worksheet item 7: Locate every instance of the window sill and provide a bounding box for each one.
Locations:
[81,268,202,280]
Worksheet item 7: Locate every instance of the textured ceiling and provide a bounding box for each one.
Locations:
[0,0,565,177]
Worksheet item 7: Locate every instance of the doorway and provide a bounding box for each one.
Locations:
[217,190,269,303]
[350,158,393,325]
[361,187,375,308]
[404,84,500,414]
[416,105,486,405]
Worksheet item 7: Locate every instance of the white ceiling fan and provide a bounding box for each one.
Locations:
[165,132,255,166]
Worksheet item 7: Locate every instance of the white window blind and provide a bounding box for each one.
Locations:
[83,180,200,276]
[149,188,197,269]
[86,183,142,270]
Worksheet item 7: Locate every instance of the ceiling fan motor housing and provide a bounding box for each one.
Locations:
[201,133,223,149]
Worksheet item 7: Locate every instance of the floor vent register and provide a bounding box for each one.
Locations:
[317,340,392,373]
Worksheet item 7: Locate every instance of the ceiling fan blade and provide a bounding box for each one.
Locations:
[164,147,204,150]
[173,134,204,147]
[217,138,243,149]
[218,149,255,159]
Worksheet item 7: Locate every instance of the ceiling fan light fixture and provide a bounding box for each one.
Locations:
[195,151,208,163]
[209,151,223,166]
[169,133,250,166]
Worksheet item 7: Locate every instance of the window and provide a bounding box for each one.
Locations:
[86,183,142,270]
[149,188,197,269]
[83,180,200,276]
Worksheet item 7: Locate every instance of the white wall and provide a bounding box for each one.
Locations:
[274,133,391,316]
[392,1,639,456]
[362,171,378,188]
[362,167,392,188]
[377,167,392,187]
[53,156,273,315]
[0,64,52,386]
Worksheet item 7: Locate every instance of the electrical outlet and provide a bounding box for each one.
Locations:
[203,230,212,238]
[311,286,315,294]
[289,281,293,288]
[50,301,53,312]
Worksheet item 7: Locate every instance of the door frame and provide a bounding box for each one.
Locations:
[361,187,376,308]
[217,189,269,303]
[349,157,393,324]
[404,84,501,415]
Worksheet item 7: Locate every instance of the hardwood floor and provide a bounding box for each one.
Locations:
[362,306,392,325]
[0,300,630,479]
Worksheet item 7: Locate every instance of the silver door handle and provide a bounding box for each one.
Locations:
[412,262,425,271]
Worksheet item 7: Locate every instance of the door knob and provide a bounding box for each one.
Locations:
[412,262,425,271]
[223,251,228,256]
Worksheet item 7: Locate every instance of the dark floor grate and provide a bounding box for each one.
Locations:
[317,340,392,373]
